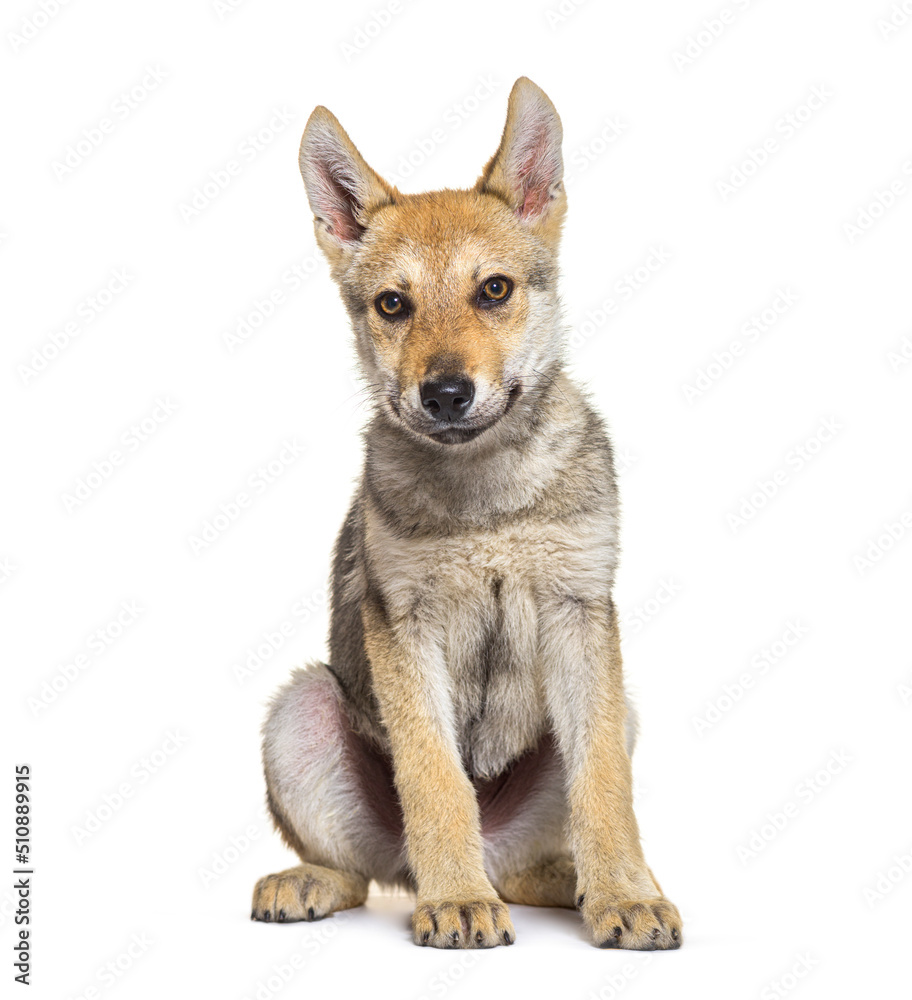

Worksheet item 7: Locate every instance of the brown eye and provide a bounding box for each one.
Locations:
[375,291,407,318]
[479,276,512,305]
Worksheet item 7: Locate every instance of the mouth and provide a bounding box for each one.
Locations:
[395,382,523,446]
[428,425,489,444]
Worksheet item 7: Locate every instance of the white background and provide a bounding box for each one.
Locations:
[3,0,911,997]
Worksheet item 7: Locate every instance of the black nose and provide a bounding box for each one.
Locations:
[420,376,475,421]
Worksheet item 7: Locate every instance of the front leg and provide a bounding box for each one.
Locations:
[361,595,515,949]
[541,594,682,950]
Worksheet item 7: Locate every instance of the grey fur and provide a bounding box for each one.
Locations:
[262,355,631,884]
[330,365,619,770]
[261,82,642,899]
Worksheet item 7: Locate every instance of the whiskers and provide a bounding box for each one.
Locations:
[342,379,393,417]
[529,365,570,407]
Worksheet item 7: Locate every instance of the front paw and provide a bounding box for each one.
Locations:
[412,899,515,949]
[578,893,682,950]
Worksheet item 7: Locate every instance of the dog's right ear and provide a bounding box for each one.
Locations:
[299,107,396,269]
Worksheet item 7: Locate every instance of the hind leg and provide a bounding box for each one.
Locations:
[251,663,407,923]
[497,855,577,908]
[252,863,368,923]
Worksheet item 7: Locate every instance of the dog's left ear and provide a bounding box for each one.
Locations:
[476,77,565,243]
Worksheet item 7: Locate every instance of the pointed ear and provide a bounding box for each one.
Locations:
[299,106,396,263]
[476,78,565,238]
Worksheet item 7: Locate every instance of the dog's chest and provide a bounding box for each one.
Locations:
[372,514,615,777]
[442,561,544,778]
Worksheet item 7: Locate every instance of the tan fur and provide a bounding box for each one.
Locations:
[251,864,368,922]
[549,603,681,948]
[496,855,577,908]
[252,78,682,951]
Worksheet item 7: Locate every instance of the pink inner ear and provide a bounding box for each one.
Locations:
[514,121,558,220]
[519,168,552,218]
[312,157,364,243]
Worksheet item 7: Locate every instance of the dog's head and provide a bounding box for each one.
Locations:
[299,78,566,446]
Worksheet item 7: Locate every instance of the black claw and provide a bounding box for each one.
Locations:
[613,926,622,938]
[451,931,459,944]
[278,910,286,922]
[263,911,271,922]
[576,894,586,908]
[421,931,430,944]
[671,928,679,941]
[250,910,256,920]
[600,937,620,949]
[503,930,513,945]
[475,930,483,943]
[307,907,315,921]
